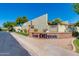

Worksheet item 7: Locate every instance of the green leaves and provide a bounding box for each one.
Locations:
[73,3,79,14]
[52,18,61,25]
[16,17,22,25]
[22,16,28,22]
[3,16,28,28]
[16,16,28,26]
[3,22,16,28]
[74,21,79,27]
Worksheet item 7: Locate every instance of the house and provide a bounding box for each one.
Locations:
[48,24,69,33]
[75,26,79,32]
[22,14,49,33]
[22,14,73,39]
[22,14,72,33]
[13,26,22,32]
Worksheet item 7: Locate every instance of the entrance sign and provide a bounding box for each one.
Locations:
[31,32,72,39]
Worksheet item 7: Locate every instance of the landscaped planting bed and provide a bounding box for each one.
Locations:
[73,39,79,53]
[16,32,29,36]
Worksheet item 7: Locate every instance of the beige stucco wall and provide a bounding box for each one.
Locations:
[58,24,67,32]
[22,14,69,33]
[76,27,79,32]
[22,14,49,32]
[48,24,68,33]
[48,25,58,32]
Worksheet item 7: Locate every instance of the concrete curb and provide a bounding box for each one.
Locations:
[71,38,76,52]
[10,33,39,56]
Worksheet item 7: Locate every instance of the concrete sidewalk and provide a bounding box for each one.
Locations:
[10,32,79,56]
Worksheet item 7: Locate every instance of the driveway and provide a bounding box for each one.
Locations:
[0,31,30,56]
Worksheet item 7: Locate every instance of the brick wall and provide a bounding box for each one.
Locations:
[56,33,72,39]
[29,32,72,39]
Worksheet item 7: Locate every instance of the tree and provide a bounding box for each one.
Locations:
[3,22,16,31]
[73,3,79,14]
[22,16,28,22]
[16,16,28,26]
[3,22,16,28]
[3,22,9,28]
[73,4,79,27]
[16,17,23,26]
[72,4,79,37]
[74,21,79,27]
[52,18,62,25]
[3,22,10,28]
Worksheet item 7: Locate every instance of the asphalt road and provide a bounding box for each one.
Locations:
[0,31,31,56]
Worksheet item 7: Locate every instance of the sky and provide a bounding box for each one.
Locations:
[0,3,79,27]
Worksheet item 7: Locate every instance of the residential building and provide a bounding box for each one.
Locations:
[22,14,71,33]
[22,14,49,33]
[13,26,22,32]
[22,14,74,39]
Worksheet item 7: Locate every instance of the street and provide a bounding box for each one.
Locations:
[0,31,30,56]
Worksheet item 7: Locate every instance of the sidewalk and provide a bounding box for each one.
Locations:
[10,32,79,56]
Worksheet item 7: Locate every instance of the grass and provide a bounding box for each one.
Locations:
[1,28,8,31]
[73,39,79,53]
[16,32,29,36]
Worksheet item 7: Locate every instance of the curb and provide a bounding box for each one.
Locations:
[10,32,39,56]
[71,38,76,52]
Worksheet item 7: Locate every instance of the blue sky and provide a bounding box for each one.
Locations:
[0,3,79,27]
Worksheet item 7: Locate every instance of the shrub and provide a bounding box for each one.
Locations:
[72,31,79,37]
[0,28,2,31]
[34,29,38,32]
[16,32,29,36]
[24,29,27,33]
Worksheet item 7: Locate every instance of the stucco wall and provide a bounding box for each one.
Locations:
[58,24,67,32]
[22,14,69,33]
[22,14,49,32]
[48,25,58,32]
[76,27,79,32]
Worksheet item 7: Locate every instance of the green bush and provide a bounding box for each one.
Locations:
[16,32,29,36]
[0,28,2,31]
[72,31,79,37]
[24,29,27,33]
[73,39,79,53]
